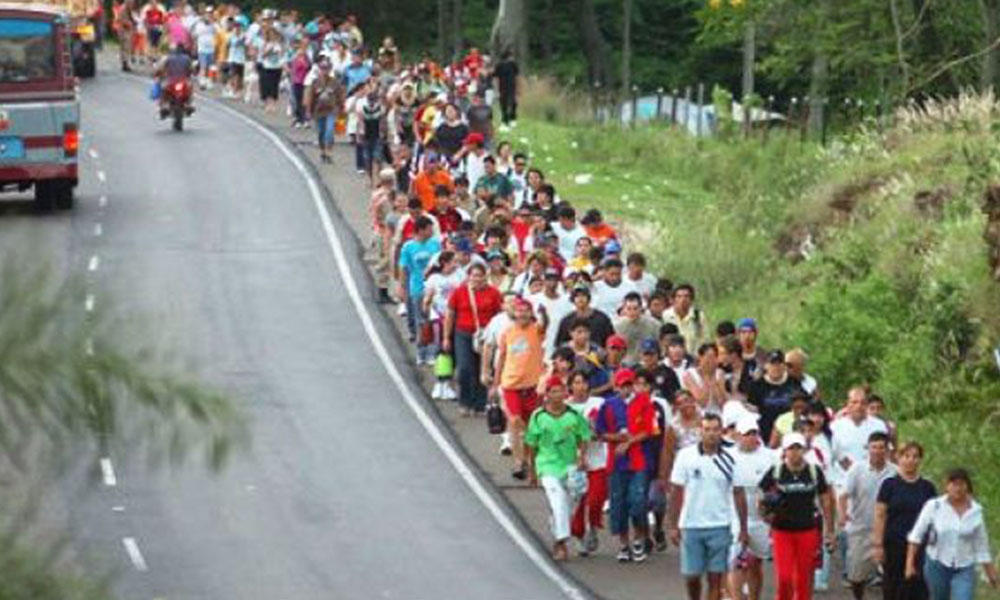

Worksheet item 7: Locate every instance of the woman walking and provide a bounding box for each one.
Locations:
[305,59,344,163]
[871,441,936,600]
[906,468,999,599]
[258,27,285,113]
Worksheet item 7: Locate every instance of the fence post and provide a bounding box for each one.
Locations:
[821,97,830,146]
[632,85,640,126]
[683,85,692,131]
[592,82,601,123]
[763,95,774,145]
[656,87,664,121]
[671,88,679,125]
[696,82,705,137]
[788,97,798,138]
[801,95,811,143]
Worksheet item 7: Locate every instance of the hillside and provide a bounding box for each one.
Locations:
[511,87,1000,541]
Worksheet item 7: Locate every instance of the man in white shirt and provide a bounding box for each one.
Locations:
[625,252,658,298]
[551,205,587,263]
[592,257,638,317]
[663,283,708,354]
[527,268,573,359]
[669,413,749,600]
[839,430,896,600]
[831,386,889,488]
[729,415,775,600]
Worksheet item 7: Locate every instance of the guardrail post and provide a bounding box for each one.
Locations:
[696,82,705,137]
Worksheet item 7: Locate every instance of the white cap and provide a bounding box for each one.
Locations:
[781,432,808,450]
[736,415,760,435]
[722,401,749,429]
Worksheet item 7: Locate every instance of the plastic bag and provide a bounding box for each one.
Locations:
[149,80,161,101]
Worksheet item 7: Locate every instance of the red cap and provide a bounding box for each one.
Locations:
[545,375,566,390]
[464,132,485,146]
[614,368,636,387]
[513,297,533,312]
[606,334,627,350]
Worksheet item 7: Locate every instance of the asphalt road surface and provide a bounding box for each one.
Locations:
[0,70,586,600]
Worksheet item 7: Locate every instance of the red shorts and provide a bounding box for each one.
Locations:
[502,387,539,421]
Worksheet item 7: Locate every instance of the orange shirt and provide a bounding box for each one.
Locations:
[498,322,546,390]
[584,223,618,246]
[412,170,454,212]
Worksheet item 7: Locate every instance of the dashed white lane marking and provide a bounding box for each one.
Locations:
[85,293,95,312]
[97,170,106,183]
[88,255,99,272]
[99,195,107,208]
[85,337,94,356]
[122,537,148,571]
[112,505,125,513]
[94,222,103,236]
[99,457,117,487]
[88,148,99,159]
[211,100,590,600]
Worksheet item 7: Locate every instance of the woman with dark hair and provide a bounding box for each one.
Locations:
[871,441,936,600]
[433,103,468,161]
[906,468,999,600]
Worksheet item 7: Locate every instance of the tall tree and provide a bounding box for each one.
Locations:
[622,0,633,96]
[438,0,448,63]
[578,0,612,87]
[490,0,529,66]
[452,0,463,60]
[741,19,755,99]
[979,0,1000,90]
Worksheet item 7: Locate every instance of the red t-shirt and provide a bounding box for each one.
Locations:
[448,284,502,334]
[145,7,165,26]
[626,392,656,471]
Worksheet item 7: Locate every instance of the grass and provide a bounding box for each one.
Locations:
[506,83,1000,563]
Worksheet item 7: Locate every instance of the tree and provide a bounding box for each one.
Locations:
[452,0,463,60]
[578,0,613,87]
[622,0,633,96]
[979,0,1000,90]
[490,0,529,67]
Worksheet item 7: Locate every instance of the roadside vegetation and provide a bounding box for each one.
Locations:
[0,256,246,598]
[510,80,1000,542]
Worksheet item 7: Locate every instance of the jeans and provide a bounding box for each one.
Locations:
[500,92,517,124]
[607,469,648,536]
[354,138,366,171]
[406,293,434,363]
[454,331,486,411]
[923,558,976,600]
[292,83,306,123]
[315,115,335,150]
[541,476,572,542]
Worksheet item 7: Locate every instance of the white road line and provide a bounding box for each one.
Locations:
[122,537,148,572]
[99,195,107,208]
[99,457,117,486]
[85,337,94,356]
[85,293,95,312]
[213,101,590,600]
[88,255,99,272]
[94,222,103,236]
[97,170,106,183]
[88,148,99,159]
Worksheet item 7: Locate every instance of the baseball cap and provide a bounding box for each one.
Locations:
[604,239,622,256]
[613,368,636,387]
[737,318,758,332]
[767,349,785,364]
[464,132,485,146]
[454,237,473,254]
[606,335,627,350]
[545,375,566,390]
[723,402,750,429]
[544,267,561,280]
[639,338,659,355]
[781,432,808,450]
[513,297,534,313]
[569,285,591,300]
[736,415,760,435]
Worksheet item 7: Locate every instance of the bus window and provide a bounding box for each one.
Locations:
[0,19,56,83]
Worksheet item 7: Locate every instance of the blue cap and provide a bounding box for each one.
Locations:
[604,239,622,256]
[737,317,757,332]
[454,237,473,253]
[639,338,660,355]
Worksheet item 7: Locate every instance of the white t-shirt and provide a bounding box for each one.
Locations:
[527,291,573,359]
[551,222,586,262]
[425,270,465,320]
[573,396,609,471]
[732,445,777,530]
[670,444,738,529]
[830,416,888,487]
[592,279,638,318]
[626,271,659,298]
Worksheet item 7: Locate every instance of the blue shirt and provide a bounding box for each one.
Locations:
[398,237,441,296]
[343,63,372,94]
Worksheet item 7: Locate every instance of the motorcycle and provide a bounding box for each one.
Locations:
[159,78,194,131]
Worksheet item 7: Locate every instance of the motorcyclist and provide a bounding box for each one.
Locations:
[154,44,194,118]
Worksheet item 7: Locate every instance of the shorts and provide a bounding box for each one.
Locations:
[228,63,244,79]
[198,52,214,69]
[682,526,733,576]
[846,530,878,583]
[729,522,771,566]
[502,387,539,421]
[148,26,162,47]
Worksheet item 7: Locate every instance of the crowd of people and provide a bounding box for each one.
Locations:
[112,5,1000,600]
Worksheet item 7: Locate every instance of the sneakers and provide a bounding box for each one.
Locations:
[574,537,589,557]
[396,304,407,317]
[441,383,457,400]
[616,546,631,563]
[631,540,647,563]
[511,464,527,480]
[499,432,512,455]
[584,528,599,554]
[431,381,444,399]
[653,529,667,552]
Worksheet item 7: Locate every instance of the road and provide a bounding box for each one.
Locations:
[0,70,585,600]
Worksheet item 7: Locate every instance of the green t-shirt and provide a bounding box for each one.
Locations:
[524,406,592,478]
[474,173,514,199]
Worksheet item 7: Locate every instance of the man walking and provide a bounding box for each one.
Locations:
[840,431,896,599]
[669,413,749,600]
[493,50,519,127]
[397,216,441,364]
